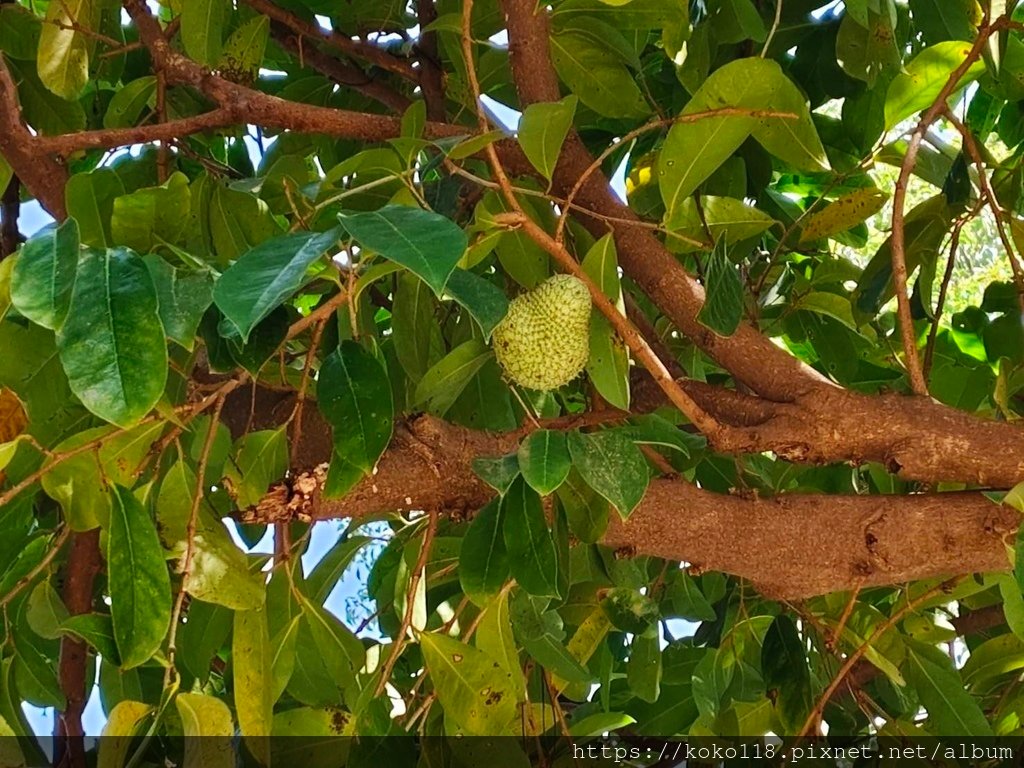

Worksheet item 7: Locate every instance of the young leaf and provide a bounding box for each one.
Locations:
[517,429,571,496]
[213,227,341,342]
[57,247,167,427]
[567,429,649,518]
[108,485,172,669]
[318,341,394,498]
[517,96,578,181]
[460,499,510,605]
[339,206,468,295]
[501,478,560,598]
[37,0,94,99]
[10,218,79,330]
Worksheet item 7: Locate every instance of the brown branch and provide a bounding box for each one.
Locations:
[415,0,446,121]
[0,56,68,217]
[240,0,417,81]
[55,529,102,768]
[0,174,22,258]
[889,24,998,396]
[242,412,1018,600]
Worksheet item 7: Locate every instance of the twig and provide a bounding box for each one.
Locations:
[889,22,999,396]
[374,511,439,696]
[0,526,70,611]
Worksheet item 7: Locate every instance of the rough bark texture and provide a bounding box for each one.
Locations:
[229,388,1017,600]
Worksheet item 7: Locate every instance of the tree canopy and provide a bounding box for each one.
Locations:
[2,0,1024,763]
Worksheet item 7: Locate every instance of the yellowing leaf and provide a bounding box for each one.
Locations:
[176,693,234,768]
[799,188,889,244]
[98,700,153,768]
[0,388,27,444]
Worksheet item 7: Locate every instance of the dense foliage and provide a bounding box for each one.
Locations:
[2,0,1024,764]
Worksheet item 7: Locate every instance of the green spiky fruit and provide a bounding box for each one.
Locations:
[492,274,592,391]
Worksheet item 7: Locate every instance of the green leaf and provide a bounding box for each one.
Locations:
[460,499,510,604]
[176,693,234,768]
[340,206,467,295]
[0,5,42,60]
[582,234,630,409]
[65,169,125,248]
[569,711,636,737]
[568,429,649,518]
[234,606,273,763]
[213,227,339,342]
[25,581,68,640]
[318,341,394,498]
[472,453,521,495]
[103,76,157,129]
[98,701,153,768]
[414,338,492,415]
[6,59,86,135]
[391,271,441,382]
[143,255,214,350]
[419,632,519,736]
[961,633,1024,686]
[555,467,609,544]
[181,0,228,66]
[517,96,578,181]
[553,0,686,29]
[517,429,571,496]
[550,32,649,119]
[56,247,168,427]
[298,595,365,700]
[443,268,509,340]
[761,615,812,731]
[904,640,994,736]
[111,172,192,253]
[10,219,79,330]
[219,14,269,83]
[184,528,266,611]
[697,242,745,337]
[666,196,776,253]
[223,428,288,509]
[270,617,300,703]
[474,590,525,698]
[627,632,663,703]
[885,41,986,129]
[668,571,716,622]
[59,614,120,663]
[108,485,172,669]
[660,57,825,213]
[37,0,95,99]
[501,478,560,598]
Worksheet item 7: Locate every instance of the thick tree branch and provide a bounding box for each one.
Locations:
[0,56,68,218]
[0,174,22,258]
[234,394,1017,599]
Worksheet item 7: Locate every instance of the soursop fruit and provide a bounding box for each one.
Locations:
[492,274,592,390]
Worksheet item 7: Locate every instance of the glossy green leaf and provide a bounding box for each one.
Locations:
[414,338,492,415]
[581,233,630,409]
[111,172,191,253]
[550,32,648,119]
[627,632,663,703]
[65,169,125,248]
[10,218,79,330]
[518,96,578,181]
[213,227,341,342]
[56,247,167,427]
[340,206,467,295]
[568,429,649,518]
[181,0,227,66]
[885,41,986,129]
[319,341,394,498]
[443,268,509,340]
[501,478,560,598]
[904,640,993,736]
[472,453,521,495]
[223,428,288,509]
[517,429,571,495]
[107,485,172,669]
[103,76,157,129]
[25,581,68,640]
[460,499,510,604]
[391,271,441,382]
[143,255,214,350]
